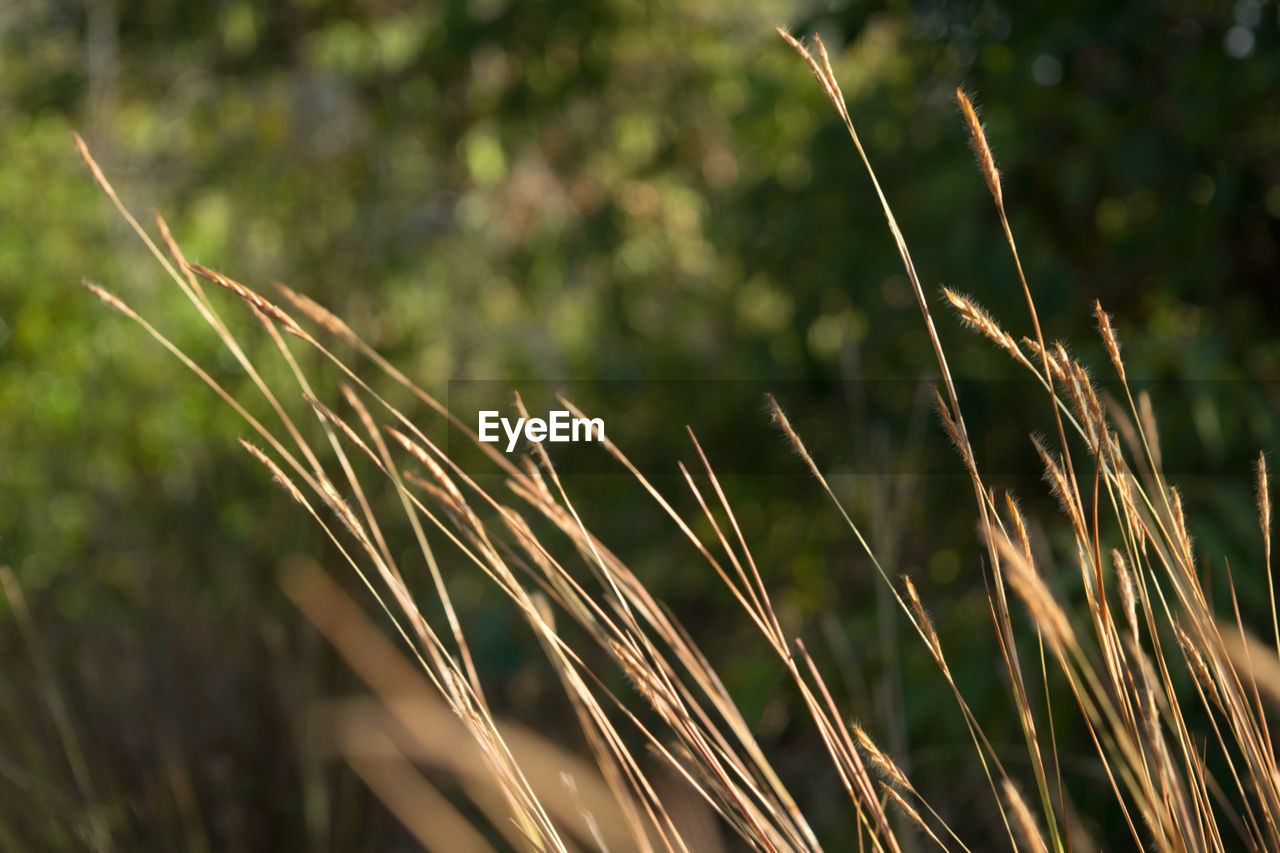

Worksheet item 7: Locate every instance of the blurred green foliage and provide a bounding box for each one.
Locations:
[3,0,1280,847]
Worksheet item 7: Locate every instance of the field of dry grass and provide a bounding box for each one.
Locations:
[28,28,1280,852]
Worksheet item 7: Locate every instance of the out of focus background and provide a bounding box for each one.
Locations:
[3,0,1280,848]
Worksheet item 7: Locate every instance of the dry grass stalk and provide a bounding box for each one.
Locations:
[241,439,308,506]
[303,394,387,473]
[777,57,1040,845]
[777,29,980,494]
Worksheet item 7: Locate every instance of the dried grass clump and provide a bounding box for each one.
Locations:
[69,30,1280,853]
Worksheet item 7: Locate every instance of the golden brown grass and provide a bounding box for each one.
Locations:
[70,28,1280,852]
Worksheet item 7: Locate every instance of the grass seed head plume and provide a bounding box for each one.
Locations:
[276,281,357,342]
[608,639,681,723]
[187,263,307,338]
[765,393,804,454]
[955,88,1003,206]
[1169,487,1193,565]
[1113,549,1139,641]
[1258,451,1278,654]
[775,28,843,120]
[1003,493,1033,562]
[1062,361,1105,450]
[82,280,132,316]
[852,725,910,789]
[1095,300,1126,382]
[932,386,973,470]
[1030,434,1085,536]
[1259,452,1272,536]
[942,288,1021,356]
[1074,363,1105,437]
[902,573,944,669]
[385,427,466,507]
[1022,337,1069,382]
[318,476,366,541]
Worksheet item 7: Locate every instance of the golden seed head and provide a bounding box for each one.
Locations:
[82,280,132,316]
[1169,487,1193,562]
[933,386,973,470]
[956,88,1003,206]
[903,573,941,658]
[1095,301,1126,381]
[1004,493,1032,561]
[853,725,909,789]
[1113,549,1139,640]
[1258,452,1272,537]
[388,427,465,505]
[318,476,364,539]
[943,288,1020,355]
[188,263,305,337]
[1030,435,1084,536]
[275,281,356,341]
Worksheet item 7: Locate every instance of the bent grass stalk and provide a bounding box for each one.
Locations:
[73,30,1280,853]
